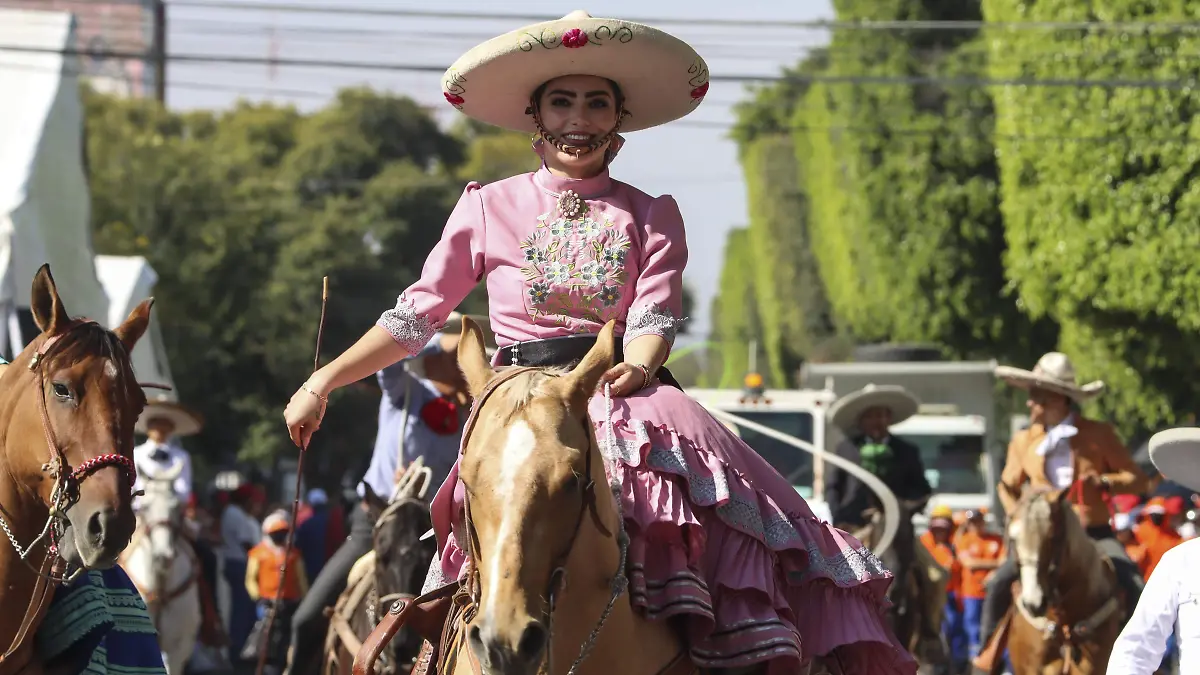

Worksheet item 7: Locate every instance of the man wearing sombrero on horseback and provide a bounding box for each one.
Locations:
[825,384,932,531]
[132,395,203,509]
[826,385,946,663]
[284,10,914,675]
[975,352,1148,668]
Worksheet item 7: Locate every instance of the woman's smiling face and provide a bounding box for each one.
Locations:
[535,74,622,177]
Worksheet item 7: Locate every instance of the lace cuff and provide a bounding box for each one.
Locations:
[623,302,685,351]
[377,294,436,355]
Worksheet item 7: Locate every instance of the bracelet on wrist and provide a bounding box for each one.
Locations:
[632,363,652,390]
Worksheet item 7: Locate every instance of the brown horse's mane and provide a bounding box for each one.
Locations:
[480,367,571,418]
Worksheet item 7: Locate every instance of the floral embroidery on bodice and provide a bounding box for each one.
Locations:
[376,165,687,354]
[520,198,631,329]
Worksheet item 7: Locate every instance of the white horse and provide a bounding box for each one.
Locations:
[121,460,203,675]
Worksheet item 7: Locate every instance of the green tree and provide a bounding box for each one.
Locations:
[83,87,475,487]
[709,228,764,388]
[791,0,1056,364]
[983,0,1200,437]
[724,52,839,387]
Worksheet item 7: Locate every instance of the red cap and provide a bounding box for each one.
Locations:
[234,484,266,503]
[1111,494,1141,514]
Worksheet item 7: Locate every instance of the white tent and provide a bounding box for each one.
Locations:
[0,9,108,356]
[94,255,176,396]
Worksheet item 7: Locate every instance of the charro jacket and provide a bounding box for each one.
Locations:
[998,416,1148,528]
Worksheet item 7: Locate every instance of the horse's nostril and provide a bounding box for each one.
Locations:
[87,509,106,539]
[517,622,547,661]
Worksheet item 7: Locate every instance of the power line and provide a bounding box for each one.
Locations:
[163,2,1200,33]
[6,43,1200,90]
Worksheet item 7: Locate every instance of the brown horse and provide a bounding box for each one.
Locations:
[0,264,152,675]
[324,463,438,675]
[1001,488,1122,675]
[435,317,686,675]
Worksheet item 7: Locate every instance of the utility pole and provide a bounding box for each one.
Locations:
[152,0,166,102]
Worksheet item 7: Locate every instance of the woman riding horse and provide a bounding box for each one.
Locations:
[284,11,913,674]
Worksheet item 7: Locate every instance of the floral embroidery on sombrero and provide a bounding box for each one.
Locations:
[561,28,588,48]
[517,24,634,52]
[520,203,630,325]
[443,69,467,109]
[688,59,709,106]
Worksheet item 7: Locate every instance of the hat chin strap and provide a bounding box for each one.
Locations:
[528,102,629,158]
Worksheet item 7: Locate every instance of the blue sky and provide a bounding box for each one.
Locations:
[165,0,835,337]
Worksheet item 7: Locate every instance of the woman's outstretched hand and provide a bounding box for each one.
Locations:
[284,384,326,449]
[598,362,649,398]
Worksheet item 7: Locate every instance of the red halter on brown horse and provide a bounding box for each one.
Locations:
[0,264,153,675]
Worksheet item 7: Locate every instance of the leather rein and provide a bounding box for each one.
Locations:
[447,367,639,675]
[0,320,138,667]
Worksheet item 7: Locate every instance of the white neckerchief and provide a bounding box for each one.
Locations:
[1035,413,1078,457]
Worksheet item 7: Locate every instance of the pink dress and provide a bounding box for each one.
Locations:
[377,165,915,674]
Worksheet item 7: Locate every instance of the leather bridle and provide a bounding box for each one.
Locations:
[447,367,630,675]
[0,320,139,668]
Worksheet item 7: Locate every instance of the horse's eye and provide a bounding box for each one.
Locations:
[51,382,72,399]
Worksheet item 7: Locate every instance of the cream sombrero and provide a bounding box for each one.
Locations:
[994,352,1105,402]
[441,10,709,133]
[136,395,203,437]
[828,384,921,434]
[1148,427,1200,493]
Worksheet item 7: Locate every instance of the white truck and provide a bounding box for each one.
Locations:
[686,354,1002,532]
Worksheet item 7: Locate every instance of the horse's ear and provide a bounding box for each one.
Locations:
[30,264,71,335]
[114,298,154,351]
[562,320,616,408]
[457,316,495,398]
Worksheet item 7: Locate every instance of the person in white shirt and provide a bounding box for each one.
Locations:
[132,398,202,507]
[1108,427,1200,674]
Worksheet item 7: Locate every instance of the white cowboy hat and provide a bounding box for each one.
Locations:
[136,396,203,437]
[828,384,921,434]
[1148,427,1200,493]
[440,10,709,133]
[994,352,1105,402]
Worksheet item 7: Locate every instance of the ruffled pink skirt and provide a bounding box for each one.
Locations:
[423,382,916,675]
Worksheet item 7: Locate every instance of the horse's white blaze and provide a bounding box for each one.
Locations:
[1014,497,1052,609]
[104,358,119,381]
[484,419,537,624]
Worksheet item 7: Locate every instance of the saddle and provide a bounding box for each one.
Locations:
[352,582,459,675]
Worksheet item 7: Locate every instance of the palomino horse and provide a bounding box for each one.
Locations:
[856,504,948,672]
[0,264,152,675]
[122,460,202,675]
[999,488,1122,675]
[323,461,437,675]
[421,318,686,675]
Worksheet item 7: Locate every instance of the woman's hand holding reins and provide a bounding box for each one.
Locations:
[598,362,653,397]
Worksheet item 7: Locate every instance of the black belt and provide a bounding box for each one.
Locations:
[496,334,681,390]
